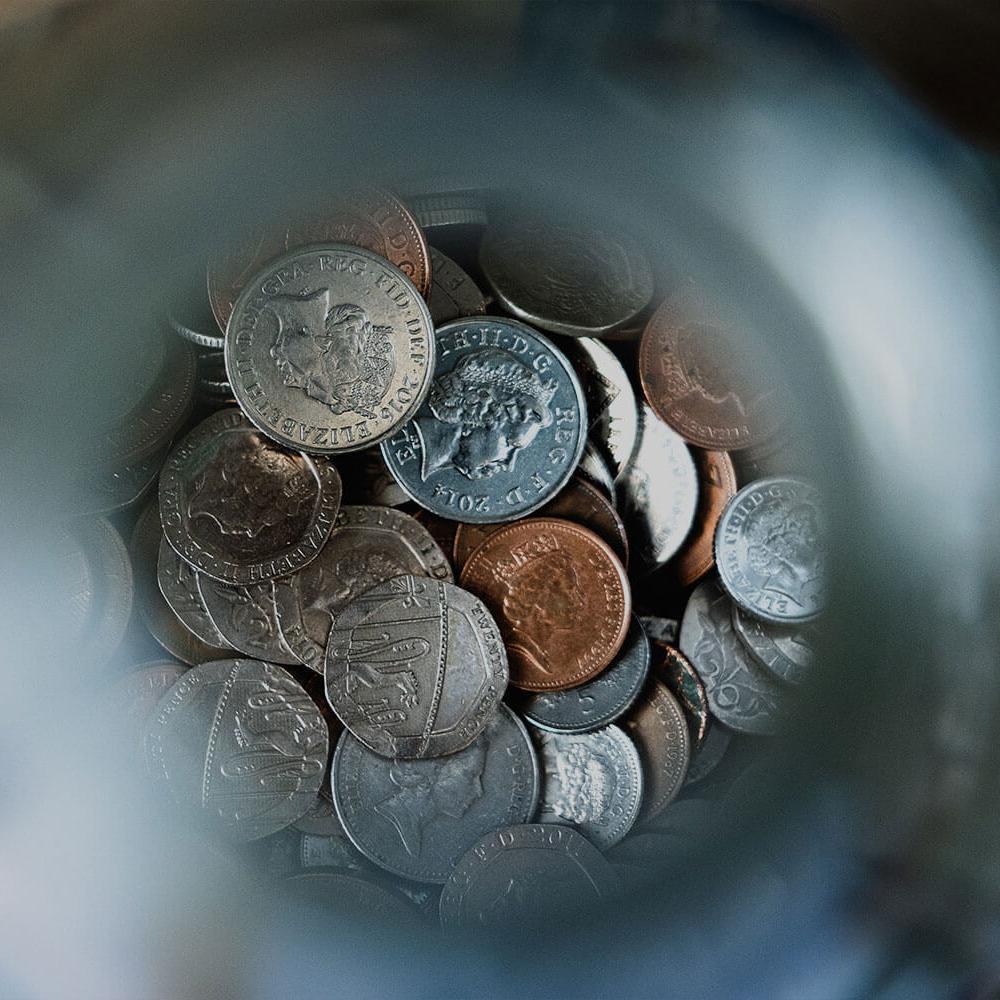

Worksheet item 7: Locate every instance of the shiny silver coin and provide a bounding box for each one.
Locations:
[224,244,435,454]
[427,247,488,325]
[685,720,733,786]
[381,316,587,523]
[143,659,328,841]
[532,725,643,850]
[332,705,538,883]
[576,440,616,500]
[519,616,649,734]
[439,824,619,931]
[169,312,224,350]
[479,218,653,338]
[731,605,816,685]
[618,404,699,573]
[559,337,638,480]
[714,476,825,624]
[274,505,453,673]
[156,535,234,651]
[196,574,299,666]
[76,444,166,516]
[679,579,784,735]
[159,408,341,584]
[325,575,508,758]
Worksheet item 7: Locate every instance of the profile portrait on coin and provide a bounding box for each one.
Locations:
[746,501,825,604]
[416,347,555,481]
[268,289,395,418]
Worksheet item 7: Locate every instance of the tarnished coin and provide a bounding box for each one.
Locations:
[639,294,781,450]
[618,404,699,573]
[273,505,453,672]
[380,316,586,523]
[208,188,431,331]
[559,337,638,480]
[104,661,187,757]
[685,721,733,786]
[479,218,653,338]
[714,476,825,624]
[439,824,619,931]
[159,408,341,584]
[144,659,328,841]
[621,677,690,821]
[731,605,816,685]
[533,726,643,850]
[518,616,649,734]
[427,247,488,325]
[282,871,423,925]
[576,439,616,500]
[325,575,508,759]
[156,536,233,651]
[673,449,738,586]
[459,519,631,692]
[653,642,710,750]
[679,578,784,735]
[332,705,538,883]
[224,245,435,455]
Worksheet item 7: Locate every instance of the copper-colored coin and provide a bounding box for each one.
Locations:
[652,641,710,750]
[207,188,430,332]
[459,517,631,691]
[672,449,737,586]
[452,476,629,572]
[638,294,781,451]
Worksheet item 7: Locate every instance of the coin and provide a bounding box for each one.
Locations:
[638,294,781,450]
[273,505,453,672]
[144,658,328,841]
[104,661,187,757]
[156,536,233,651]
[332,705,538,883]
[159,408,341,584]
[410,190,488,230]
[325,575,508,759]
[224,245,435,455]
[518,616,650,734]
[411,509,459,571]
[427,247,488,325]
[459,518,631,691]
[618,404,699,573]
[298,831,369,870]
[439,824,619,930]
[479,218,653,338]
[673,448,737,586]
[559,337,638,480]
[731,605,816,685]
[678,578,784,735]
[714,476,825,624]
[292,788,347,839]
[685,721,733,786]
[380,316,587,523]
[532,725,643,850]
[621,677,690,821]
[208,188,431,331]
[575,440,616,500]
[653,642,709,749]
[338,447,412,507]
[169,312,224,350]
[638,616,679,645]
[76,444,166,516]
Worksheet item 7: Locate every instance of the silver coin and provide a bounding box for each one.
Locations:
[292,790,346,839]
[685,720,733,786]
[156,535,234,651]
[338,447,412,507]
[559,337,638,480]
[143,658,328,841]
[519,616,649,734]
[299,832,369,871]
[576,440,616,500]
[618,404,699,572]
[731,605,816,685]
[679,579,784,735]
[714,476,826,624]
[224,244,435,454]
[427,247,488,325]
[274,505,453,673]
[380,316,587,523]
[169,312,224,350]
[332,705,538,883]
[159,408,341,584]
[325,575,508,758]
[410,190,488,230]
[439,823,619,930]
[197,574,299,666]
[533,725,643,850]
[479,218,654,338]
[76,444,167,516]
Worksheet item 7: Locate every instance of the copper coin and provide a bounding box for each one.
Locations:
[207,188,430,332]
[638,294,781,451]
[452,476,628,572]
[672,449,737,586]
[652,641,710,750]
[459,518,631,691]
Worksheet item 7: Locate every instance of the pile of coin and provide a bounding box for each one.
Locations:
[78,186,826,930]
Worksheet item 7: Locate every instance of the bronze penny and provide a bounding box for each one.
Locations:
[672,449,737,586]
[459,518,631,692]
[652,641,710,750]
[452,476,628,572]
[207,188,430,331]
[638,294,781,451]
